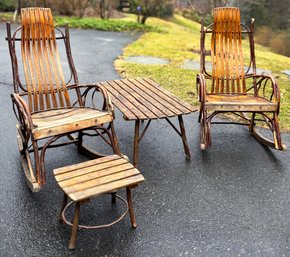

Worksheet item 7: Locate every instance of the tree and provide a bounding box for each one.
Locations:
[130,0,174,24]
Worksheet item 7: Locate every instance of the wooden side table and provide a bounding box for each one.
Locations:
[100,78,196,167]
[54,154,145,250]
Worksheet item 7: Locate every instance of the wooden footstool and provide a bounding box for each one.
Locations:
[53,154,145,250]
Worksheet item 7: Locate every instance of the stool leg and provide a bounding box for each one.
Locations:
[126,187,137,228]
[111,192,116,204]
[59,193,68,222]
[69,202,80,250]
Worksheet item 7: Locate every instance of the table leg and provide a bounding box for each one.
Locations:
[133,120,140,167]
[178,115,191,160]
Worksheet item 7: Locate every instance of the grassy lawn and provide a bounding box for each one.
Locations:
[115,14,290,131]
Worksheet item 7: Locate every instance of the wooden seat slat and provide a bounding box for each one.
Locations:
[69,174,145,201]
[31,108,113,140]
[54,154,121,174]
[57,163,135,187]
[55,159,128,182]
[63,168,140,194]
[55,160,129,182]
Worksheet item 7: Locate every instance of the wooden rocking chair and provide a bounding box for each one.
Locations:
[6,8,121,192]
[196,7,286,151]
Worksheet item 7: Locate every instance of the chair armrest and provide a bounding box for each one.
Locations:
[250,74,280,111]
[196,73,207,105]
[11,93,34,129]
[69,84,113,113]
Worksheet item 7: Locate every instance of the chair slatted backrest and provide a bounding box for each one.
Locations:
[211,7,246,94]
[21,8,71,112]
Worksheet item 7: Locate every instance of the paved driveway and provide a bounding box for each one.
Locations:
[0,24,290,257]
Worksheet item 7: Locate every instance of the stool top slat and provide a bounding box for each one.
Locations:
[54,155,145,202]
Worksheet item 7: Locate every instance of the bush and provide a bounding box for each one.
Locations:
[54,16,164,32]
[0,0,15,11]
[130,0,174,24]
[178,8,213,26]
[256,26,290,57]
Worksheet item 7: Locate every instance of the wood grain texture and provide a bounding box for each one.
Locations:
[205,94,277,111]
[21,8,71,112]
[211,7,246,94]
[101,78,195,121]
[54,155,145,202]
[31,108,113,140]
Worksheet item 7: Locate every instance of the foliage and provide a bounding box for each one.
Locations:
[0,0,15,11]
[54,15,163,32]
[115,14,290,131]
[129,0,174,24]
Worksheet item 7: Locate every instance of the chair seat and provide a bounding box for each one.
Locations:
[205,94,277,112]
[31,108,113,140]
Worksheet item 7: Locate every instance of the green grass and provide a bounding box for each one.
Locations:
[115,14,290,131]
[54,16,163,32]
[0,11,13,21]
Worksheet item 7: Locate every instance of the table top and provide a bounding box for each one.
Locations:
[100,77,196,121]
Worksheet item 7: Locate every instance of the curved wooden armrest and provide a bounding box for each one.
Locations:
[196,73,207,105]
[11,93,34,129]
[69,84,113,113]
[250,74,280,110]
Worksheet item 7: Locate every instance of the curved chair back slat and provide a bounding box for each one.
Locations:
[211,7,246,94]
[21,8,71,112]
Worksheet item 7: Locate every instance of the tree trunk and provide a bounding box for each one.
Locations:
[100,0,105,19]
[141,15,148,24]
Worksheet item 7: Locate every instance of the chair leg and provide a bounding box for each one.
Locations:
[178,115,191,160]
[200,109,211,150]
[273,113,284,150]
[133,120,140,168]
[32,140,42,185]
[126,187,137,228]
[59,193,68,222]
[69,202,81,250]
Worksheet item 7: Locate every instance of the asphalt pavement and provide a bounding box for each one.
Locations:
[0,24,290,257]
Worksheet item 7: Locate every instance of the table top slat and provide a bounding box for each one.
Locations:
[107,80,157,119]
[140,78,195,113]
[114,79,169,118]
[101,81,151,120]
[99,82,138,120]
[120,79,177,117]
[102,77,196,121]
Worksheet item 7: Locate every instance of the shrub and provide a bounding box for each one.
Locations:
[0,0,15,11]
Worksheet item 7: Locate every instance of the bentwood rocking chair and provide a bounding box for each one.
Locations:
[6,8,121,192]
[197,7,286,150]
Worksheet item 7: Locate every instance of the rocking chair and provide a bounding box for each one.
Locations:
[196,7,286,151]
[6,8,121,192]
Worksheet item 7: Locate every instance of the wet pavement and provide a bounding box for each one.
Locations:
[0,24,290,257]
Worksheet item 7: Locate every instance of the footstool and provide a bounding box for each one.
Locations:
[53,154,145,250]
